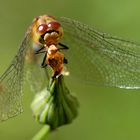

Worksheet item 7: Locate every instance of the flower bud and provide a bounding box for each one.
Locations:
[31,75,79,130]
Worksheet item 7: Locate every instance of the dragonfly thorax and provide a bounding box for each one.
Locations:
[47,45,64,78]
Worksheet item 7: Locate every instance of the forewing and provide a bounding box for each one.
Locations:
[58,17,140,89]
[0,26,32,121]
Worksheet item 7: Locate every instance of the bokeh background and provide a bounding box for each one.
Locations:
[0,0,140,140]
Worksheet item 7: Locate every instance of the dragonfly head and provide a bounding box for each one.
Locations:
[32,15,64,47]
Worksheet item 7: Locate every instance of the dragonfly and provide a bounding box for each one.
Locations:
[0,15,140,122]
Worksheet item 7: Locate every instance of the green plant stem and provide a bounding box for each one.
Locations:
[31,125,51,140]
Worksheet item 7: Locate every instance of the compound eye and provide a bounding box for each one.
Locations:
[48,21,61,30]
[37,24,48,34]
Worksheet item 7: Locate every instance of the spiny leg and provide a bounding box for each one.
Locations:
[64,57,68,64]
[35,46,46,54]
[58,43,69,50]
[34,46,48,67]
[41,53,48,68]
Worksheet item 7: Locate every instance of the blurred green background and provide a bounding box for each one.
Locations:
[0,0,140,140]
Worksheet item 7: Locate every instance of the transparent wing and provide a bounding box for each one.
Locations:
[0,26,32,121]
[58,17,140,89]
[25,43,50,94]
[0,25,51,121]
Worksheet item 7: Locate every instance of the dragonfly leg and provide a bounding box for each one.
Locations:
[35,46,46,54]
[41,53,48,68]
[64,57,68,64]
[58,43,69,50]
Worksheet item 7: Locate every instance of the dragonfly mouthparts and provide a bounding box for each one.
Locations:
[46,30,59,34]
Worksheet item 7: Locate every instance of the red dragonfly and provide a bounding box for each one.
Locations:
[0,15,140,121]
